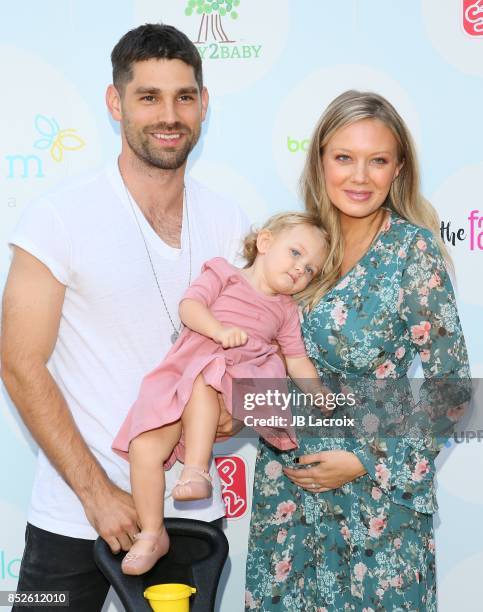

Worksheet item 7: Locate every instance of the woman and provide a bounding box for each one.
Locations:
[245,91,470,611]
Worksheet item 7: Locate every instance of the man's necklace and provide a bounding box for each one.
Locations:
[122,179,192,344]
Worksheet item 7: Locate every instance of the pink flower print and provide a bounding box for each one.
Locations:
[274,559,291,582]
[416,239,427,251]
[447,404,465,422]
[411,321,431,345]
[265,460,282,480]
[390,575,403,588]
[398,248,406,258]
[371,486,383,501]
[331,301,348,327]
[375,463,390,488]
[336,275,350,290]
[340,525,351,542]
[368,515,387,538]
[428,538,435,553]
[277,528,288,544]
[393,537,402,549]
[362,413,380,434]
[397,288,404,310]
[354,562,367,581]
[245,591,256,610]
[414,570,420,583]
[420,349,430,362]
[428,272,441,289]
[395,346,405,359]
[274,500,297,524]
[341,384,352,397]
[412,458,430,482]
[298,577,304,588]
[375,359,396,379]
[363,608,376,612]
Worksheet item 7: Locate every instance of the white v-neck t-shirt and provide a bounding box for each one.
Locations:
[9,161,250,539]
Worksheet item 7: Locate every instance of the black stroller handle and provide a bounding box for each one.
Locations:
[94,517,229,612]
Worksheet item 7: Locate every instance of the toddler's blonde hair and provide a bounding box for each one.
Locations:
[242,211,329,303]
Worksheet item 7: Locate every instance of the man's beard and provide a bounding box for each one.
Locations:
[123,120,201,170]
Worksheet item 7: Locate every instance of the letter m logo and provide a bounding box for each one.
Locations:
[6,155,44,178]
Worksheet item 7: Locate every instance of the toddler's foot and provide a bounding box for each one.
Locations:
[121,527,169,576]
[171,465,213,501]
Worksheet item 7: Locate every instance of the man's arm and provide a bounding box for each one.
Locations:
[1,247,138,552]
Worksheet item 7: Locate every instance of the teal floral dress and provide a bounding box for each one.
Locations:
[245,212,470,611]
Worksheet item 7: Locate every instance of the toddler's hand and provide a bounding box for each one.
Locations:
[215,326,248,348]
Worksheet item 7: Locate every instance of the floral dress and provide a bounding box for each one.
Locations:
[245,212,470,612]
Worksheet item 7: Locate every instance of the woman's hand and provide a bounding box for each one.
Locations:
[283,450,367,493]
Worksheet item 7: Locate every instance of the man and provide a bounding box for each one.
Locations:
[1,23,248,611]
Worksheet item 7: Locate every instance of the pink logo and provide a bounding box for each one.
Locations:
[215,456,248,519]
[463,0,483,36]
[468,210,483,250]
[440,210,483,250]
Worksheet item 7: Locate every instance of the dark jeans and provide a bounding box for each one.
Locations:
[13,519,223,612]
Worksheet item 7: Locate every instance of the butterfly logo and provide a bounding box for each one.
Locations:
[33,114,86,162]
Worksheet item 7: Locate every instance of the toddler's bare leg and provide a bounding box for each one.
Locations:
[122,422,181,572]
[173,373,220,501]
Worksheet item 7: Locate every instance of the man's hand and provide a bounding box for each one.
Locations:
[214,326,248,349]
[2,248,140,555]
[82,482,139,553]
[215,394,245,441]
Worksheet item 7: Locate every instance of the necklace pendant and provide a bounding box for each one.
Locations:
[122,175,190,348]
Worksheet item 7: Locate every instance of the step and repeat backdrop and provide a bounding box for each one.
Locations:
[1,1,483,610]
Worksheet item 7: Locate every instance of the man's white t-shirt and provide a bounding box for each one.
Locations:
[9,161,250,539]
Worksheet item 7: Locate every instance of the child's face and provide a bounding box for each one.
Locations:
[258,224,326,295]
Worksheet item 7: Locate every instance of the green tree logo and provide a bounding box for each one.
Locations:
[185,0,240,43]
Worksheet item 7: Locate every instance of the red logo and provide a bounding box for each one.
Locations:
[215,456,248,519]
[463,0,483,36]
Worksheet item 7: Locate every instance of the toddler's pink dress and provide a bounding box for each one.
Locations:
[112,257,306,466]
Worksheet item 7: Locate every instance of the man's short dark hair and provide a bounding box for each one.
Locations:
[111,23,203,94]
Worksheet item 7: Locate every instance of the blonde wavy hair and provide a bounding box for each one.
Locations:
[243,211,329,303]
[300,89,450,309]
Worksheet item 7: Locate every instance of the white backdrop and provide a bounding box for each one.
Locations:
[1,2,482,611]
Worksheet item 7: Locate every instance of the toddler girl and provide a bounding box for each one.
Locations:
[112,212,328,574]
